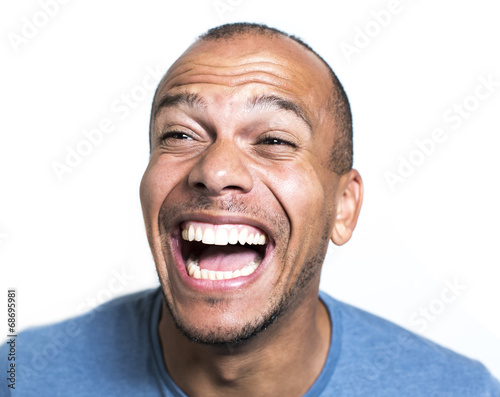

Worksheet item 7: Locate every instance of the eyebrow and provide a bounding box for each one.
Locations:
[153,92,207,119]
[247,94,313,132]
[153,92,313,132]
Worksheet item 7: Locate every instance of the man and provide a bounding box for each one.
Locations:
[2,23,499,396]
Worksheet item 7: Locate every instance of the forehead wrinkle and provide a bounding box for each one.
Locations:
[165,73,304,96]
[164,60,307,93]
[172,60,301,78]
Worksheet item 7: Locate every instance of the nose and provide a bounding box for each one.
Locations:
[188,140,253,196]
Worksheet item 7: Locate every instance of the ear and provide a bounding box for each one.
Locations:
[331,169,363,246]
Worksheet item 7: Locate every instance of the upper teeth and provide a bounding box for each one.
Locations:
[181,222,267,246]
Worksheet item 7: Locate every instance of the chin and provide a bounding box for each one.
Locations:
[160,286,291,346]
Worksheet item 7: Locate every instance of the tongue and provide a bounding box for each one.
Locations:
[198,245,260,272]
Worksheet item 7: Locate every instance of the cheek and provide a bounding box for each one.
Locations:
[140,156,184,224]
[264,162,327,230]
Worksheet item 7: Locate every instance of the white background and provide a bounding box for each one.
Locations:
[1,0,499,379]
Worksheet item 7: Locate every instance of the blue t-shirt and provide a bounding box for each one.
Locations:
[1,288,499,396]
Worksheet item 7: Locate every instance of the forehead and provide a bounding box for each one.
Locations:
[154,34,333,125]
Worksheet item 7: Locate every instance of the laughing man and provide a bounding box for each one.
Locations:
[3,23,500,396]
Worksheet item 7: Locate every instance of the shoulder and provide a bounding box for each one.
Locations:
[1,288,163,396]
[18,287,159,348]
[319,291,500,396]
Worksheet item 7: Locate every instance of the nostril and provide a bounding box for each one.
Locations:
[194,183,244,194]
[194,182,207,191]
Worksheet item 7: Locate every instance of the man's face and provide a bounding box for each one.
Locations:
[141,34,342,344]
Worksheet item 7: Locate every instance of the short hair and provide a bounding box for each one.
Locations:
[199,23,353,175]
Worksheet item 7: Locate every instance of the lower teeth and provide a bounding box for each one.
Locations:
[186,257,260,280]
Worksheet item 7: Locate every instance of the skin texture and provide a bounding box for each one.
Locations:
[140,33,363,396]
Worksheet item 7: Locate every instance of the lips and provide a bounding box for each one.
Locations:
[178,221,269,281]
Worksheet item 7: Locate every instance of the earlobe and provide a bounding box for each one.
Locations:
[331,170,363,246]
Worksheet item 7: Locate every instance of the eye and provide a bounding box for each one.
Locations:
[160,131,193,141]
[259,137,297,148]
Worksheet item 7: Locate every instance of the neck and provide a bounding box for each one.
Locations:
[158,290,331,397]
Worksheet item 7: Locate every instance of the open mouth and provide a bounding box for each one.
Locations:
[179,221,269,281]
